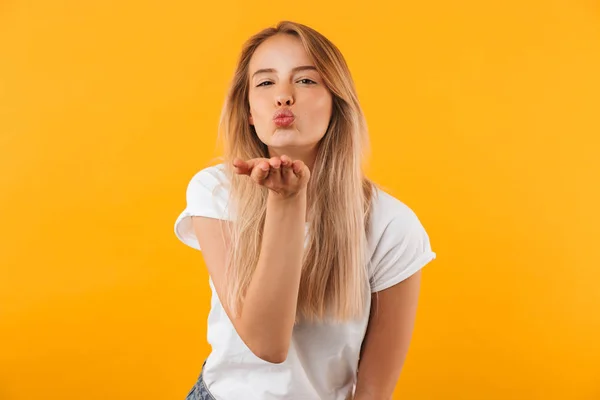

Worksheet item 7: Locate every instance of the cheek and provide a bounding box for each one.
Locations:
[306,94,332,124]
[249,94,270,118]
[248,94,273,141]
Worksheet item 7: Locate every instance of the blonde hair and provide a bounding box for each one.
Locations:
[217,21,375,322]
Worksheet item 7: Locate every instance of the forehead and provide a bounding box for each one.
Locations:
[249,34,313,72]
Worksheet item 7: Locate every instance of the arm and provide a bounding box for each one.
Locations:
[353,270,422,400]
[239,190,307,362]
[192,156,309,364]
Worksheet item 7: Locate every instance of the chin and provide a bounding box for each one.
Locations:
[268,138,301,149]
[269,127,298,139]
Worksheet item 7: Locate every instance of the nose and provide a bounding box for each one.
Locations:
[276,93,294,107]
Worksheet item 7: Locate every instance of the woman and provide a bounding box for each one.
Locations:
[175,20,436,400]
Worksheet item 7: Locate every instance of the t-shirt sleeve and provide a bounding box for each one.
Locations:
[173,166,230,251]
[369,214,436,293]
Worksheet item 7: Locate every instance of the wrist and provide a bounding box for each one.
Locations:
[267,188,307,204]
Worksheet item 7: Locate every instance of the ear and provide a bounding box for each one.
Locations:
[249,113,254,126]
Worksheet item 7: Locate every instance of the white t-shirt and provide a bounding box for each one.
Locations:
[174,163,436,400]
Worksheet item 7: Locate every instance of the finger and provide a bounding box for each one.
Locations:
[292,160,305,177]
[268,158,281,178]
[279,155,291,167]
[238,158,269,176]
[233,158,251,175]
[268,157,283,182]
[250,160,270,184]
[245,158,269,170]
[268,156,282,170]
[233,157,245,168]
[280,155,294,179]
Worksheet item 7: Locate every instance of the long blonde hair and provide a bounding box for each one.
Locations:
[217,21,375,322]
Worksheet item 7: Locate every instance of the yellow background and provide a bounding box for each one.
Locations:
[1,1,599,399]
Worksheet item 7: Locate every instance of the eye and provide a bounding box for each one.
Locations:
[256,81,273,87]
[298,78,316,85]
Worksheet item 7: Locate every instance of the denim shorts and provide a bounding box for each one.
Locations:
[185,361,216,400]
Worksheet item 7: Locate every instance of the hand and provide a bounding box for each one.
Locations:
[232,155,310,199]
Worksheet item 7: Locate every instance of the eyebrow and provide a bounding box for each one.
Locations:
[251,65,318,79]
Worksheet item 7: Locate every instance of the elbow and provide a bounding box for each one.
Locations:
[249,344,289,364]
[258,353,288,364]
[255,348,289,364]
[236,324,291,364]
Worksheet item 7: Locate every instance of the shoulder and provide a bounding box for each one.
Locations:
[188,162,228,189]
[183,162,231,219]
[366,184,436,291]
[174,163,233,249]
[368,184,424,235]
[185,162,230,199]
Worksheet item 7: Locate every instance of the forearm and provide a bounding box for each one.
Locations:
[353,389,392,400]
[353,272,422,399]
[240,190,307,362]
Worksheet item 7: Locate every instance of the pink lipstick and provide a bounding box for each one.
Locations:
[273,109,295,128]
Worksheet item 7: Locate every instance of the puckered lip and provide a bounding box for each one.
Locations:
[273,109,295,119]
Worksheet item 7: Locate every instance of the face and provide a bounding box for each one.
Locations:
[247,34,333,152]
